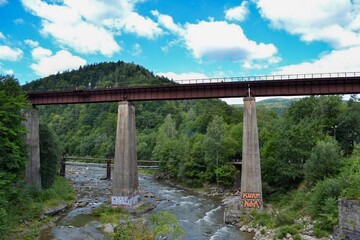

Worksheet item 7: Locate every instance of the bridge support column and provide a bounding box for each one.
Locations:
[241,97,263,210]
[112,101,139,206]
[24,108,41,187]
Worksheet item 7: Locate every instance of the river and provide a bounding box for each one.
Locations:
[41,165,253,240]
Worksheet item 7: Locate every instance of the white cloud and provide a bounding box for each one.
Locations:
[41,21,121,56]
[0,0,8,7]
[121,12,163,39]
[152,10,184,35]
[225,1,249,22]
[156,71,208,81]
[14,18,25,25]
[24,39,39,48]
[253,0,360,48]
[30,49,86,77]
[21,0,163,56]
[0,65,14,75]
[183,21,277,62]
[275,46,360,74]
[131,43,142,56]
[0,45,23,61]
[153,11,279,68]
[31,46,52,60]
[0,32,5,40]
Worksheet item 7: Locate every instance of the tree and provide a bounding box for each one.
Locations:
[39,124,63,189]
[0,75,29,175]
[304,137,342,187]
[203,116,226,182]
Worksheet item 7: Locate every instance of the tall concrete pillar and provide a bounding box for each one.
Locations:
[241,97,263,210]
[112,101,139,205]
[24,108,41,187]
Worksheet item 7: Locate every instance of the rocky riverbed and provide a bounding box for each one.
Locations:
[41,164,252,239]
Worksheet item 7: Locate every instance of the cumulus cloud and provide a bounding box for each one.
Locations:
[0,65,14,75]
[253,0,360,48]
[31,46,52,60]
[0,45,23,61]
[30,49,86,77]
[275,46,360,74]
[24,39,39,48]
[153,11,278,67]
[21,0,162,56]
[184,21,277,62]
[156,71,208,81]
[225,1,249,22]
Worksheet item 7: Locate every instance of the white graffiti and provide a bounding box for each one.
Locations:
[111,195,141,206]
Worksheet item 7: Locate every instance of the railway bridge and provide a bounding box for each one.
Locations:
[24,72,360,208]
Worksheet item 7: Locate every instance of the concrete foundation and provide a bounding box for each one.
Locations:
[241,97,263,210]
[24,108,41,187]
[112,101,138,200]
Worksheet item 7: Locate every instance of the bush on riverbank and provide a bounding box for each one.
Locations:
[1,176,75,239]
[93,204,185,239]
[246,146,360,238]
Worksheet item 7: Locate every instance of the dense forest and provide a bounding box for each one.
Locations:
[1,60,360,237]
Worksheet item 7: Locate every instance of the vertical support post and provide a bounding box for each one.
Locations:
[112,101,139,206]
[106,158,111,180]
[23,108,41,187]
[241,97,263,210]
[60,156,66,177]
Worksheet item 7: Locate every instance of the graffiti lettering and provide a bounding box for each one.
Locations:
[111,195,140,206]
[241,192,262,209]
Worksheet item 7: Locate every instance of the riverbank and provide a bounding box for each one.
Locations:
[153,173,337,240]
[6,176,76,240]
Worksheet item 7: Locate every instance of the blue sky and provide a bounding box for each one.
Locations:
[1,0,360,90]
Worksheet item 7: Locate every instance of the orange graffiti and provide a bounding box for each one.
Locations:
[241,192,262,209]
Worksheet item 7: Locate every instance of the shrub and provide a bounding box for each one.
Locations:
[275,225,298,239]
[40,124,62,189]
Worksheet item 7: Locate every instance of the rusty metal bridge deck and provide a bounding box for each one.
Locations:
[27,72,360,105]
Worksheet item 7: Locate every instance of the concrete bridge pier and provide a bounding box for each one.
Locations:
[23,108,41,187]
[112,101,139,206]
[241,97,263,210]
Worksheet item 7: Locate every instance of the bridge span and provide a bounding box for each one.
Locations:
[27,72,360,105]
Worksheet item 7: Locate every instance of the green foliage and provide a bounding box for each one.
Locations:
[39,124,62,189]
[309,177,344,218]
[149,211,185,239]
[304,137,342,187]
[340,155,360,200]
[0,75,29,175]
[0,176,75,238]
[250,210,276,228]
[214,164,237,186]
[274,225,298,239]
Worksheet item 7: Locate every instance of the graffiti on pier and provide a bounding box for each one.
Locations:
[111,195,141,206]
[241,192,262,209]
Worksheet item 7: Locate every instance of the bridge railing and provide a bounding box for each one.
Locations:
[60,156,159,180]
[173,72,360,84]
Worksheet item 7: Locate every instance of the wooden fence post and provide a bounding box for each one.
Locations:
[60,156,66,177]
[106,158,111,180]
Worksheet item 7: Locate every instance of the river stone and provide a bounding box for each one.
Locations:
[102,223,115,233]
[43,203,68,216]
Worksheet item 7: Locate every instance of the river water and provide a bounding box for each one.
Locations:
[41,165,253,240]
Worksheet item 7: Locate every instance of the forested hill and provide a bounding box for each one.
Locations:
[23,61,170,92]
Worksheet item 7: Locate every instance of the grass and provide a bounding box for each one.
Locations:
[5,176,76,240]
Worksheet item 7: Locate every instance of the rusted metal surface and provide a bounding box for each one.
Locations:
[27,75,360,105]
